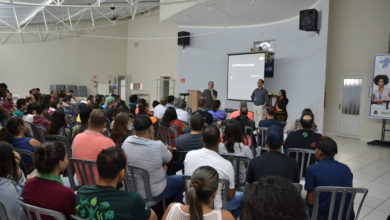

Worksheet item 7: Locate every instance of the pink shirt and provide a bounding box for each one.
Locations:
[72,130,115,184]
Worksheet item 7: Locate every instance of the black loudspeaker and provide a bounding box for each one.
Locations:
[178,31,190,48]
[299,9,319,32]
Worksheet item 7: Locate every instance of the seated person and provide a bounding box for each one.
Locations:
[184,126,242,218]
[75,147,157,220]
[46,108,71,138]
[128,94,138,117]
[72,106,91,139]
[228,101,254,120]
[0,118,41,172]
[241,176,306,220]
[219,120,253,184]
[122,116,184,202]
[166,95,175,108]
[14,98,27,118]
[305,137,354,220]
[24,103,37,123]
[22,142,75,219]
[258,106,283,130]
[193,98,213,125]
[246,127,299,183]
[208,100,226,121]
[162,166,234,220]
[159,107,186,148]
[290,108,318,132]
[0,141,25,220]
[234,106,255,131]
[33,104,50,128]
[111,112,133,146]
[136,99,154,117]
[174,97,190,124]
[176,113,205,151]
[153,97,167,119]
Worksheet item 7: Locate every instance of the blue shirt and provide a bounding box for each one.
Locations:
[11,137,36,170]
[305,158,353,218]
[258,118,283,129]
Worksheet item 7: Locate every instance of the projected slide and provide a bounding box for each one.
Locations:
[228,53,265,100]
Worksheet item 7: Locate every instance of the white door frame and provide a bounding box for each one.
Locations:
[336,75,366,139]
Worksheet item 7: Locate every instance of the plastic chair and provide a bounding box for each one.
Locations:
[124,164,165,208]
[15,149,34,175]
[35,125,47,143]
[286,148,316,180]
[69,158,97,187]
[311,186,368,220]
[183,175,229,210]
[293,183,303,193]
[221,154,250,191]
[256,127,268,156]
[26,122,46,143]
[176,150,190,174]
[19,199,66,220]
[71,215,84,220]
[0,201,9,220]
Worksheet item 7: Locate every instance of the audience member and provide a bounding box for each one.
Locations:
[137,99,153,116]
[72,107,91,139]
[176,113,204,151]
[95,94,105,108]
[0,141,25,220]
[162,166,234,220]
[208,100,227,121]
[193,98,213,125]
[72,109,115,181]
[160,107,186,147]
[46,108,71,138]
[0,118,40,171]
[14,98,27,118]
[184,126,242,217]
[166,95,175,108]
[174,97,190,124]
[228,101,254,120]
[154,97,168,119]
[2,91,14,111]
[111,112,133,146]
[24,103,37,123]
[305,137,353,220]
[246,127,299,183]
[273,89,289,123]
[75,147,157,220]
[22,142,75,219]
[128,94,138,117]
[258,106,283,129]
[33,104,50,128]
[290,108,318,132]
[241,176,306,220]
[104,96,116,122]
[122,116,184,202]
[234,106,255,130]
[50,90,57,102]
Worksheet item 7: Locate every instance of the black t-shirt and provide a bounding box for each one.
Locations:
[194,110,213,125]
[258,118,283,129]
[246,151,300,183]
[176,133,203,151]
[284,129,321,150]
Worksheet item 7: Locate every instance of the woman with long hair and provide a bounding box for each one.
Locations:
[46,108,71,138]
[0,141,25,220]
[0,118,40,171]
[162,166,234,220]
[111,112,133,146]
[22,142,76,219]
[241,176,306,220]
[274,89,289,124]
[219,120,253,184]
[160,107,186,147]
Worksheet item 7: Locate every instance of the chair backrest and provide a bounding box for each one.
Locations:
[19,199,66,220]
[155,125,178,146]
[221,154,250,190]
[286,148,316,180]
[124,164,154,204]
[256,127,268,156]
[26,122,46,143]
[69,158,97,186]
[15,149,34,175]
[71,215,84,220]
[293,183,303,193]
[0,201,9,220]
[311,186,368,220]
[183,175,229,210]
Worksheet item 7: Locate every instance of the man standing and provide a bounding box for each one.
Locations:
[203,81,218,109]
[251,79,269,126]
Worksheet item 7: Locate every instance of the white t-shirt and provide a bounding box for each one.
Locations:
[176,109,190,124]
[154,104,167,119]
[184,148,235,209]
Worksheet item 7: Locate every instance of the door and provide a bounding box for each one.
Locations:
[337,77,363,138]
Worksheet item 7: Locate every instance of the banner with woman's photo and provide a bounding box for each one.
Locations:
[370,54,390,118]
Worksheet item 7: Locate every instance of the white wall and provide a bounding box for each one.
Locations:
[324,0,390,139]
[0,22,128,97]
[177,0,329,131]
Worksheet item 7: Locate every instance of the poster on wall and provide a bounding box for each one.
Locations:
[370,53,390,118]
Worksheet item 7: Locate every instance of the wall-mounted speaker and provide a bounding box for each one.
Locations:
[299,9,319,32]
[178,31,190,48]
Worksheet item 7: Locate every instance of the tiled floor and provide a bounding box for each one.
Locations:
[331,136,390,220]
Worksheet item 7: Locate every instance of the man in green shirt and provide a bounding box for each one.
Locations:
[14,98,27,118]
[75,147,157,220]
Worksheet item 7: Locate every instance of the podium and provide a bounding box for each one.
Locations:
[188,90,202,111]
